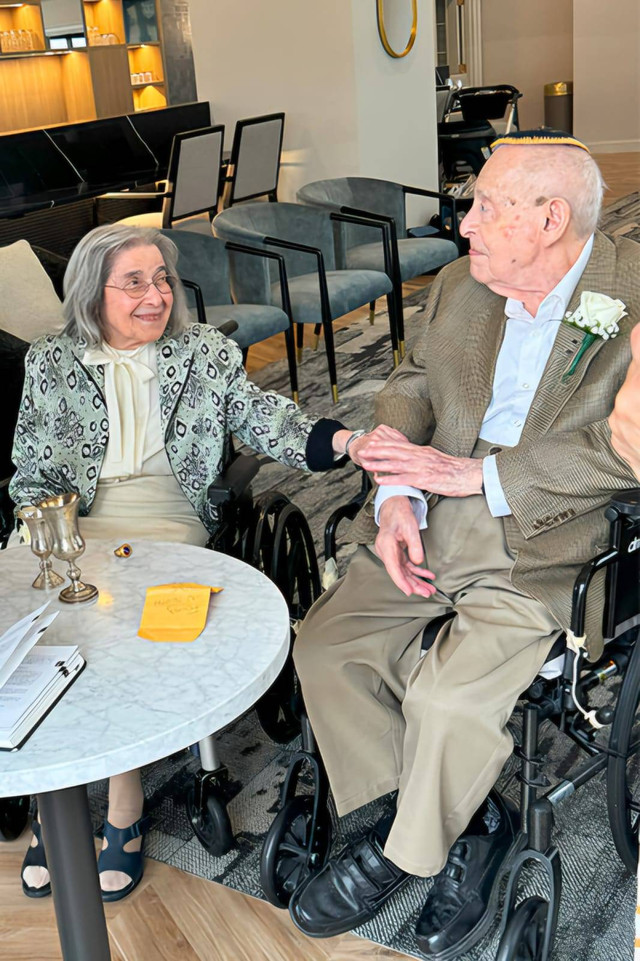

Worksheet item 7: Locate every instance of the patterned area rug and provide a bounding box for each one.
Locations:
[89,195,640,960]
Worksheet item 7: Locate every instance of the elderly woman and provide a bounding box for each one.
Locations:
[10,223,376,902]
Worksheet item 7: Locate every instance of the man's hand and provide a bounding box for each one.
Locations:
[333,424,409,467]
[358,436,484,497]
[375,496,436,597]
[610,323,640,480]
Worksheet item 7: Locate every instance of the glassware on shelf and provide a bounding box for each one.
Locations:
[16,506,65,591]
[39,492,98,604]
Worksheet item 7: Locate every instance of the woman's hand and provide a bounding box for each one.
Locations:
[333,425,409,467]
[610,323,640,480]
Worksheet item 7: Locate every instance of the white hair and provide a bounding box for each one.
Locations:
[62,224,190,346]
[492,145,606,238]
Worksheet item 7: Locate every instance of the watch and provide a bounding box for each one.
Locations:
[344,429,366,458]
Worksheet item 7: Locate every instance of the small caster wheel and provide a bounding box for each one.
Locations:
[0,796,30,842]
[186,780,234,857]
[260,795,332,908]
[496,896,551,961]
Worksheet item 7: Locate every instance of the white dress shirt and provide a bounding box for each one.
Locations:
[374,234,594,527]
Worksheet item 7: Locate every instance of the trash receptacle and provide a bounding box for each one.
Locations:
[544,81,573,134]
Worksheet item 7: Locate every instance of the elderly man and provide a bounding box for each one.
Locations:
[610,322,640,478]
[288,131,640,957]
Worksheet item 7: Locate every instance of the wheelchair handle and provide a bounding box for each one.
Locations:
[606,487,640,518]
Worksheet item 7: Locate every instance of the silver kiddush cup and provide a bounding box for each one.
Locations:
[39,492,99,604]
[16,505,65,590]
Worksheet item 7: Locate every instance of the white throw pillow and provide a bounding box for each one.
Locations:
[0,240,64,343]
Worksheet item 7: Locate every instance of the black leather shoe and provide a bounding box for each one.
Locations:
[415,792,518,960]
[289,821,410,938]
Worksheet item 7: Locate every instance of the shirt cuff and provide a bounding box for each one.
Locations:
[306,418,348,471]
[374,486,428,529]
[482,455,512,517]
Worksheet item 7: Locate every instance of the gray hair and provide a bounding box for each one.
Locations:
[494,145,606,239]
[62,224,190,346]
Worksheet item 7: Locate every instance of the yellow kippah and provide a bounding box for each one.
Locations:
[490,129,590,154]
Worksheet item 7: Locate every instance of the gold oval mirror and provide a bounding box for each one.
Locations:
[377,0,418,59]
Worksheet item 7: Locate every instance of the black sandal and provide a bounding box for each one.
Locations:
[21,820,51,899]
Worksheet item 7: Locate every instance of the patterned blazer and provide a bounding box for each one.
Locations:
[10,323,319,535]
[350,231,640,659]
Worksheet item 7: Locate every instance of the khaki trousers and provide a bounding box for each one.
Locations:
[293,446,561,877]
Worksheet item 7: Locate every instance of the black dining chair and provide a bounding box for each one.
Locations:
[222,113,285,208]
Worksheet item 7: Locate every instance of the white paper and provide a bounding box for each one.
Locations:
[0,606,59,690]
[0,646,79,736]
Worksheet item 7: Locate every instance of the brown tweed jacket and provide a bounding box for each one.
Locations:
[350,230,640,659]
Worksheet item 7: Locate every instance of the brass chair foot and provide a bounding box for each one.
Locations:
[399,340,406,359]
[292,390,300,405]
[296,347,303,363]
[331,384,339,404]
[369,307,375,325]
[312,334,320,351]
[393,349,400,368]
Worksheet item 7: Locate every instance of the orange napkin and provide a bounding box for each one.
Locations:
[138,583,223,642]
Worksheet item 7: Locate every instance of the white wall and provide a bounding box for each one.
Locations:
[481,0,573,130]
[573,0,640,152]
[189,0,438,216]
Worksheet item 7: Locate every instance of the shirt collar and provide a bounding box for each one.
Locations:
[505,233,595,324]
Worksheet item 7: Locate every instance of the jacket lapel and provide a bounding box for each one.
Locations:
[455,294,507,454]
[70,338,106,406]
[155,331,195,438]
[521,231,617,440]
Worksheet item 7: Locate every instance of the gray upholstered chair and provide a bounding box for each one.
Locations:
[118,125,225,233]
[212,202,398,403]
[160,229,298,400]
[296,177,460,360]
[222,113,285,208]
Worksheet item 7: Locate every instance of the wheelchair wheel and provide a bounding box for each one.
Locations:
[607,634,640,873]
[0,795,30,841]
[260,795,332,908]
[496,897,550,961]
[185,783,234,857]
[253,498,321,743]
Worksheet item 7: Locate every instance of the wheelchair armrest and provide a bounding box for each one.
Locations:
[207,454,261,508]
[324,469,372,562]
[606,488,640,518]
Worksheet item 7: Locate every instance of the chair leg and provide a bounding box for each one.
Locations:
[386,292,401,368]
[369,300,376,325]
[285,327,300,405]
[395,285,406,360]
[322,318,339,404]
[296,323,304,363]
[312,323,321,351]
[242,347,249,365]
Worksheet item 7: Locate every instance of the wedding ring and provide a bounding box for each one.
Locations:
[114,543,132,558]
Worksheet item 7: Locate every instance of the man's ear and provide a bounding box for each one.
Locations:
[541,197,572,246]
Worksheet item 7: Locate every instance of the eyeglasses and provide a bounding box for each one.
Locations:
[104,274,176,300]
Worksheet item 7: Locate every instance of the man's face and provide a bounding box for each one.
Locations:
[459,147,548,296]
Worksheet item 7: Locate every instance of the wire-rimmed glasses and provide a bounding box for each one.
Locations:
[103,274,177,300]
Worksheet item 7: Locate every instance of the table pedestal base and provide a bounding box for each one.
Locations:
[38,785,111,961]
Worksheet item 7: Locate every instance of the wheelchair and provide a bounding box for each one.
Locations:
[184,450,321,857]
[259,482,640,961]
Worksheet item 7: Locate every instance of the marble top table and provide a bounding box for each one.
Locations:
[0,539,290,796]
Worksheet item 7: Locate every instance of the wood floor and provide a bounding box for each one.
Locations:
[1,152,639,961]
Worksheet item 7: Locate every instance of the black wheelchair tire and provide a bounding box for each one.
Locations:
[607,634,640,873]
[185,784,234,858]
[260,795,332,909]
[0,795,30,842]
[496,896,550,961]
[254,650,301,744]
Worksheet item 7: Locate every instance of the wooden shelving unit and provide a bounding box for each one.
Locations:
[0,1,45,54]
[0,0,172,133]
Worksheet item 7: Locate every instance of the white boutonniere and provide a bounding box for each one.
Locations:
[562,291,627,381]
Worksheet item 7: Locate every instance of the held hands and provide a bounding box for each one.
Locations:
[375,496,436,597]
[609,323,640,480]
[357,433,484,498]
[334,425,409,467]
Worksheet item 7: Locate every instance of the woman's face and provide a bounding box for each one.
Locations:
[101,244,173,350]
